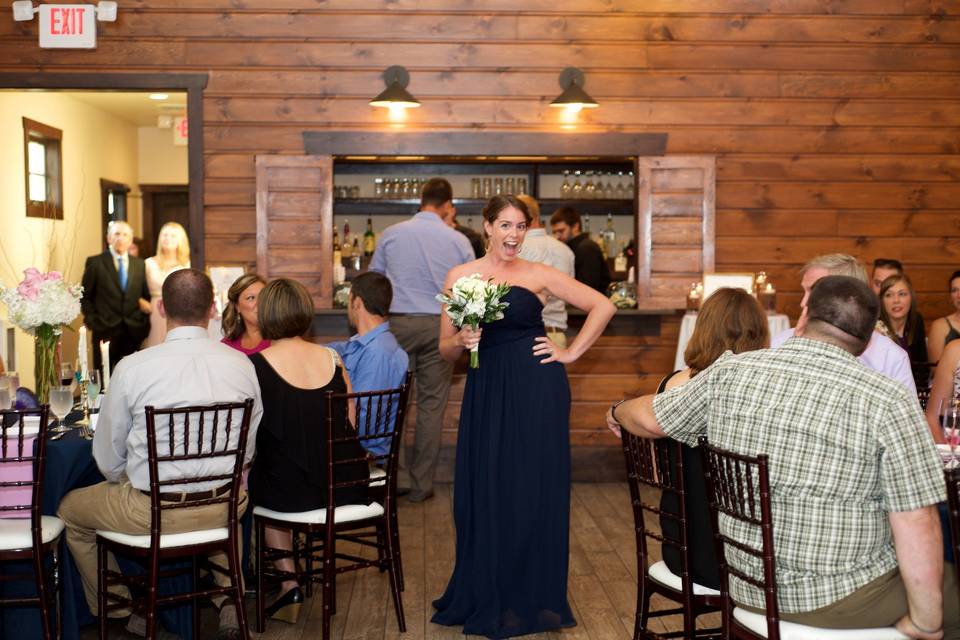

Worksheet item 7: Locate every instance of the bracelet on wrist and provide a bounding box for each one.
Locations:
[610,399,627,426]
[910,617,942,635]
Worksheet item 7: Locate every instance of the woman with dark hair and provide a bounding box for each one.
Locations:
[248,278,369,624]
[658,288,769,589]
[878,274,927,368]
[432,195,616,638]
[926,269,960,364]
[220,272,270,355]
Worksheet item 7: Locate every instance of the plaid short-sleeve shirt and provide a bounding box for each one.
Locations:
[653,336,945,613]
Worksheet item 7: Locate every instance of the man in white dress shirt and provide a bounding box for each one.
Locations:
[59,269,263,639]
[516,194,576,348]
[770,253,916,394]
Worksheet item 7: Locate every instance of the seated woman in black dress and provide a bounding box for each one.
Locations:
[877,274,928,388]
[248,278,370,624]
[659,287,769,589]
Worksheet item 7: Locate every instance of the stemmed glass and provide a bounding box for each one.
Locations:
[941,398,960,469]
[86,370,101,406]
[48,385,74,433]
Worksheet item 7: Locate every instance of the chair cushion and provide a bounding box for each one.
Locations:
[732,607,908,639]
[253,502,384,524]
[647,560,721,596]
[0,515,64,550]
[370,467,386,488]
[96,528,228,549]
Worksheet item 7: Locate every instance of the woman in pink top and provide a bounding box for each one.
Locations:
[221,273,271,355]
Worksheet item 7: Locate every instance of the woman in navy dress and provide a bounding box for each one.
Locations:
[432,195,616,638]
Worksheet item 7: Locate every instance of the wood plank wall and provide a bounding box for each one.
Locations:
[3,0,954,321]
[2,1,958,368]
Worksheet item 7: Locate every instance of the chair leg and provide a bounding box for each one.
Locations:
[255,518,266,633]
[376,523,387,572]
[34,541,52,640]
[303,529,313,599]
[637,578,654,640]
[146,551,160,640]
[227,536,250,640]
[392,505,404,592]
[97,542,108,640]
[54,542,63,640]
[384,518,406,632]
[322,527,335,640]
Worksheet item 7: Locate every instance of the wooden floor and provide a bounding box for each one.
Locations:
[87,483,718,639]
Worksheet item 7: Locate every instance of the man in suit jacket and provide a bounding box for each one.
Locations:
[81,221,151,374]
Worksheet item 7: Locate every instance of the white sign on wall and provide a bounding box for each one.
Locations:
[39,4,96,49]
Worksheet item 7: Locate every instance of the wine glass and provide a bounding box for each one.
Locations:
[48,385,74,433]
[86,371,101,406]
[941,398,960,469]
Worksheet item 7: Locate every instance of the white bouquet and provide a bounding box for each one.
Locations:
[436,273,511,368]
[0,268,82,334]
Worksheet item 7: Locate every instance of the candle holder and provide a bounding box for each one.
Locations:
[75,379,91,427]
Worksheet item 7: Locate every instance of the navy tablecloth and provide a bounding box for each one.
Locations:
[0,428,193,639]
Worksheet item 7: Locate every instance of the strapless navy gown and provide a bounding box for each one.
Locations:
[432,287,576,638]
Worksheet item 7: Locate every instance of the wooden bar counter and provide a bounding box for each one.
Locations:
[310,306,683,482]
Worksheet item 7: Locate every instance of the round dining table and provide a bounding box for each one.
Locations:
[0,423,194,640]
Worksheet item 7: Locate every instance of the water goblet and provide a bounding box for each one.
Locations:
[86,371,101,405]
[48,385,74,433]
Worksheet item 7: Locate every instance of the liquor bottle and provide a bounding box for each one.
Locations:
[341,219,352,258]
[571,171,583,198]
[333,225,340,251]
[601,213,617,258]
[363,217,376,257]
[560,170,571,198]
[614,241,628,273]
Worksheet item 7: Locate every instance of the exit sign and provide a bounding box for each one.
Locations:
[39,5,96,49]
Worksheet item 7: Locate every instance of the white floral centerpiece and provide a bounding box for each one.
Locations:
[436,274,511,369]
[0,268,82,403]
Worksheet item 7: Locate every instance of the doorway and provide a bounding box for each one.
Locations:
[141,185,190,258]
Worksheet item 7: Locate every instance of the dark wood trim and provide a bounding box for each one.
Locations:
[22,117,63,220]
[0,73,208,268]
[99,179,130,247]
[303,131,668,157]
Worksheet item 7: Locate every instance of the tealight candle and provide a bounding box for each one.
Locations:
[100,341,111,391]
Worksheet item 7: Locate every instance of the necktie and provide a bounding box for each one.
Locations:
[117,257,128,292]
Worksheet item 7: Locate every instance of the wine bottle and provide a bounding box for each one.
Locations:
[363,217,376,257]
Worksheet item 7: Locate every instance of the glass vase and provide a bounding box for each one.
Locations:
[34,324,59,405]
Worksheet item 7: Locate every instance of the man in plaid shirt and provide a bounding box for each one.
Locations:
[609,276,957,638]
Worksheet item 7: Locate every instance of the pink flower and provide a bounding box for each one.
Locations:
[17,281,40,301]
[44,271,62,281]
[21,268,43,285]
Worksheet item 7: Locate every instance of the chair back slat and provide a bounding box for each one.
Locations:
[144,400,254,540]
[700,436,779,640]
[324,373,412,509]
[0,407,51,542]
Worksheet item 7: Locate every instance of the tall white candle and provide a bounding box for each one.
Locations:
[78,327,89,378]
[100,341,111,391]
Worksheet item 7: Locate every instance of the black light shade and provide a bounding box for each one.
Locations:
[369,66,421,109]
[549,67,599,110]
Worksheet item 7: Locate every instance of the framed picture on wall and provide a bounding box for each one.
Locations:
[702,272,755,300]
[208,266,246,315]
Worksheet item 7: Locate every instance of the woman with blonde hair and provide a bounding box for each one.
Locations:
[143,221,191,347]
[220,272,270,355]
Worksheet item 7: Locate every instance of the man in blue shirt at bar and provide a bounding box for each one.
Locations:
[329,271,409,459]
[369,177,474,502]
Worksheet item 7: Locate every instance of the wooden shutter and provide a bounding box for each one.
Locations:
[636,156,715,307]
[255,155,333,308]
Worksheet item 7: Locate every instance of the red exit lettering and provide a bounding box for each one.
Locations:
[49,8,84,36]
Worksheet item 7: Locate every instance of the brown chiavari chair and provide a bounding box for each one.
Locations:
[253,373,411,639]
[621,432,720,639]
[96,399,254,640]
[946,467,960,609]
[699,437,906,640]
[0,406,61,639]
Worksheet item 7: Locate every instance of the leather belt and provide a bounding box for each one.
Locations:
[141,483,231,503]
[544,325,565,333]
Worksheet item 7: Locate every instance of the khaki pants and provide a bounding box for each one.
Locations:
[58,480,246,615]
[741,566,959,638]
[545,329,567,349]
[390,314,453,495]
